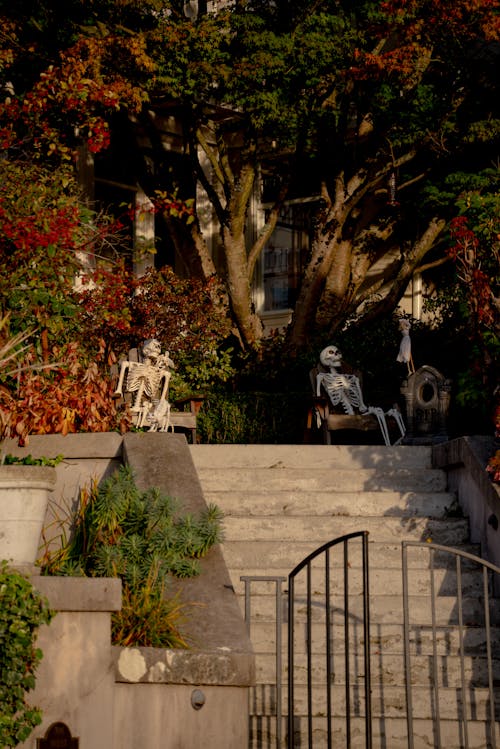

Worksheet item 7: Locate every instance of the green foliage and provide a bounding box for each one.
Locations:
[112,576,188,648]
[0,562,53,748]
[2,454,64,467]
[0,161,83,339]
[197,390,307,444]
[1,0,499,355]
[0,160,132,369]
[40,466,224,647]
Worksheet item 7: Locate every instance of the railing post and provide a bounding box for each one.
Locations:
[241,575,287,749]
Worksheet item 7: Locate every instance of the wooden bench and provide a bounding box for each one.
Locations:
[169,395,204,443]
[111,347,204,443]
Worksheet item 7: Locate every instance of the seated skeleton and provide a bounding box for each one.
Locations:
[113,338,175,432]
[313,345,405,447]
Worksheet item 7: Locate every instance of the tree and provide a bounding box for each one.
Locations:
[1,0,499,352]
[445,178,500,413]
[145,0,500,348]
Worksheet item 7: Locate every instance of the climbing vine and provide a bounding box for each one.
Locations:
[0,562,53,748]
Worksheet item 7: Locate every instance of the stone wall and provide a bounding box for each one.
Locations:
[433,436,500,569]
[4,432,254,749]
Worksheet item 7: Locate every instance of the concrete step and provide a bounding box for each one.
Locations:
[247,620,500,656]
[190,444,434,470]
[191,443,495,748]
[250,683,500,721]
[233,566,484,597]
[222,540,481,571]
[208,490,458,518]
[250,715,500,749]
[221,515,469,545]
[240,592,500,627]
[197,466,448,493]
[256,650,500,687]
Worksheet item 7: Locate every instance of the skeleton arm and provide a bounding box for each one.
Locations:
[316,373,326,397]
[158,371,171,403]
[114,360,130,397]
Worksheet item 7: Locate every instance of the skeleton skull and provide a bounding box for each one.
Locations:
[142,338,162,362]
[319,345,342,370]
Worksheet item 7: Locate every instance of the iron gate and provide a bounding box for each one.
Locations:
[242,531,372,749]
[242,536,500,749]
[287,530,372,749]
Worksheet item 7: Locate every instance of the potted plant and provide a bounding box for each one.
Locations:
[0,456,59,567]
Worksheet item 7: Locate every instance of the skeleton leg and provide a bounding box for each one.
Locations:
[136,403,152,429]
[159,402,172,433]
[386,407,406,445]
[367,406,391,447]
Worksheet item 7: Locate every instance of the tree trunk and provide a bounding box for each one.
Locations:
[222,227,263,347]
[287,174,356,348]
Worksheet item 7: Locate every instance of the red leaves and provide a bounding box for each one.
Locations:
[75,263,231,364]
[448,216,497,327]
[0,32,151,163]
[0,201,79,254]
[350,0,500,89]
[4,342,131,444]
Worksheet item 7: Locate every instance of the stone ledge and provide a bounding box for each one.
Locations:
[433,436,499,507]
[31,575,122,611]
[2,432,124,460]
[114,646,255,687]
[0,464,57,488]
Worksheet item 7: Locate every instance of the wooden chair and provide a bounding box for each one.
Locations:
[305,361,381,444]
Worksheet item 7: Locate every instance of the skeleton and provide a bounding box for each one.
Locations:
[113,339,175,432]
[316,345,406,446]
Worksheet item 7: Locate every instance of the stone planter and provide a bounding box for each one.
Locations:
[0,465,56,565]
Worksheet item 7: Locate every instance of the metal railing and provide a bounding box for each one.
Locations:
[402,541,500,749]
[241,575,287,749]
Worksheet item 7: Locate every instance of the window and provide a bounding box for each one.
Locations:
[262,202,313,312]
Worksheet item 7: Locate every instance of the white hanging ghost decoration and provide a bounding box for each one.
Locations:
[397,319,415,374]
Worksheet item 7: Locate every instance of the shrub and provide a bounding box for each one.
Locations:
[197,391,307,444]
[0,562,53,748]
[75,264,234,398]
[39,466,224,647]
[1,341,130,445]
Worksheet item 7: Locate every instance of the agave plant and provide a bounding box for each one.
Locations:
[39,465,225,647]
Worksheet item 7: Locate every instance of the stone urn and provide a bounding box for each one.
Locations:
[0,465,56,565]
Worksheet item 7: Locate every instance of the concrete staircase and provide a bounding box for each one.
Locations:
[190,444,500,749]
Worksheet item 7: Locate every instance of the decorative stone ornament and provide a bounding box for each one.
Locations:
[400,364,452,443]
